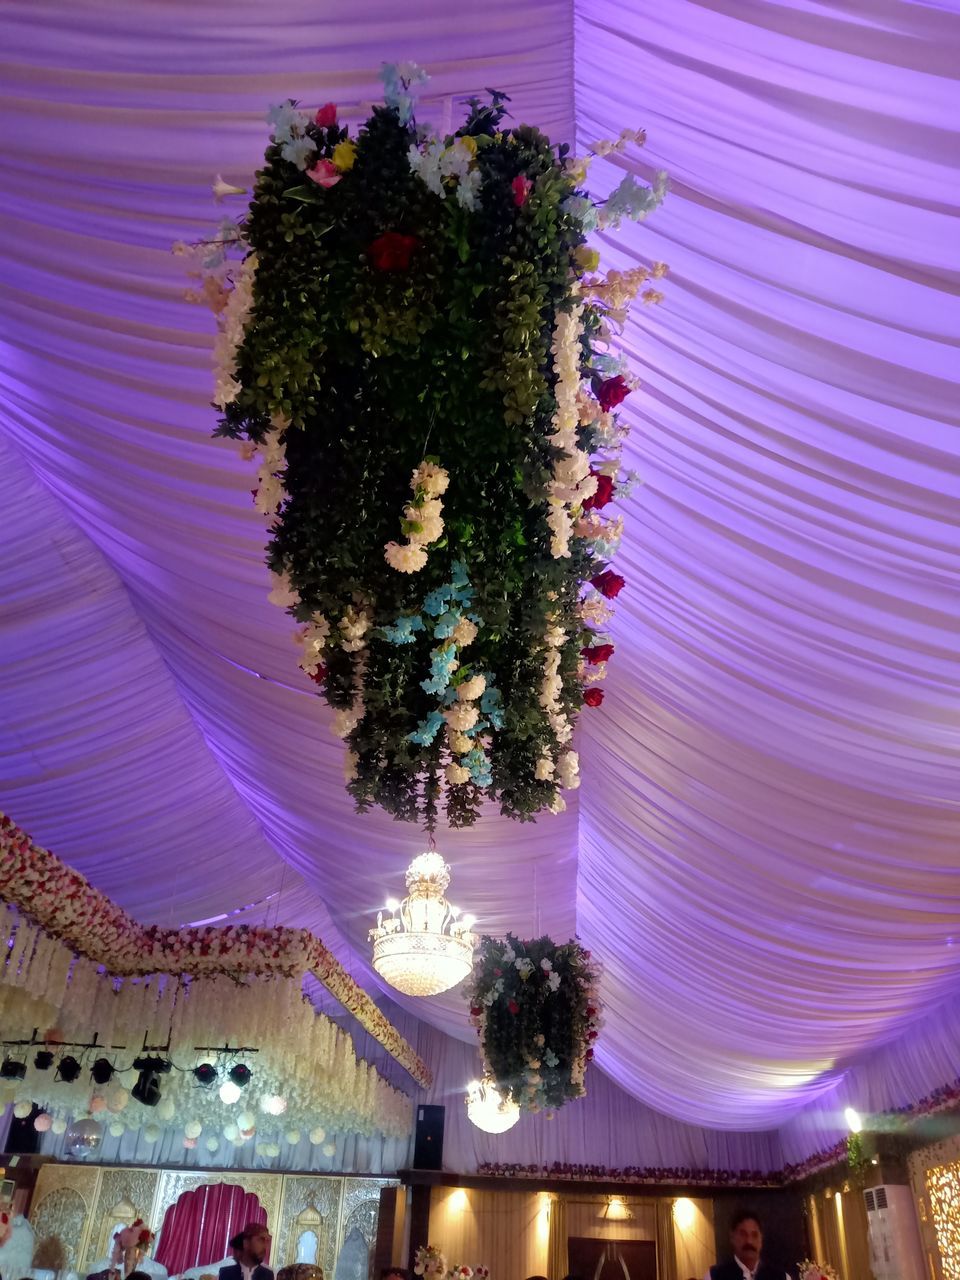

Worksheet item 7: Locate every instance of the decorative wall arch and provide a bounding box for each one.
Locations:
[31,1186,88,1272]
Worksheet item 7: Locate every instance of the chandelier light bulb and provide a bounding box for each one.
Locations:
[385,898,400,911]
[370,851,476,997]
[844,1106,863,1133]
[219,1080,242,1105]
[465,1077,520,1134]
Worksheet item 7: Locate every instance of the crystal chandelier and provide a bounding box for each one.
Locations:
[465,1077,520,1133]
[370,852,476,997]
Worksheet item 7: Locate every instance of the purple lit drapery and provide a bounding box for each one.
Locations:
[0,0,956,1144]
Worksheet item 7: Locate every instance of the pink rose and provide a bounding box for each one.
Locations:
[511,174,533,207]
[306,159,341,188]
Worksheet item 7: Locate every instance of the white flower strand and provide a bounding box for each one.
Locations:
[545,305,596,558]
[212,253,258,409]
[385,461,450,574]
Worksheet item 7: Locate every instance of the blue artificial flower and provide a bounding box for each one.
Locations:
[591,352,629,377]
[421,644,459,695]
[450,560,469,588]
[406,710,445,746]
[433,609,462,640]
[543,1048,560,1068]
[422,584,452,616]
[381,614,425,645]
[267,101,305,145]
[380,62,429,125]
[280,135,317,171]
[561,194,599,233]
[479,683,505,730]
[602,171,668,227]
[464,746,492,788]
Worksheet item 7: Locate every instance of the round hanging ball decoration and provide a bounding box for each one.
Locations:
[284,1128,301,1146]
[309,1126,326,1145]
[64,1117,103,1159]
[109,1120,126,1138]
[51,1116,67,1135]
[34,1112,52,1132]
[89,1095,107,1114]
[107,1087,129,1113]
[13,1100,33,1119]
[222,1122,239,1141]
[142,1123,161,1144]
[322,1141,336,1158]
[236,1110,255,1131]
[205,1135,220,1153]
[184,1120,203,1139]
[183,1137,198,1149]
[157,1097,176,1122]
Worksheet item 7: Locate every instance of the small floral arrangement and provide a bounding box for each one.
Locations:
[413,1249,489,1280]
[467,933,601,1110]
[797,1262,839,1280]
[186,61,666,827]
[112,1219,155,1259]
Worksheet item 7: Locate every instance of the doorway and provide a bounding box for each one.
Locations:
[567,1236,658,1280]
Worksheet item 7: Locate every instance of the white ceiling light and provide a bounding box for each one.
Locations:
[370,852,476,997]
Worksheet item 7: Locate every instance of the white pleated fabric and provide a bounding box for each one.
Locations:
[0,0,957,1143]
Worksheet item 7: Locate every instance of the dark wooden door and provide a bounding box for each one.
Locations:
[567,1237,658,1280]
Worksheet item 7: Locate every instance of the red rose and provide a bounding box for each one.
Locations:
[470,1006,482,1017]
[367,232,420,271]
[591,569,625,598]
[308,664,327,685]
[493,967,503,976]
[582,471,614,511]
[511,174,533,207]
[583,688,604,707]
[581,643,614,664]
[596,374,631,412]
[585,1048,594,1059]
[507,999,520,1015]
[315,103,338,127]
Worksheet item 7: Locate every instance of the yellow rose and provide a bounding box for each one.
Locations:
[459,135,477,158]
[332,140,357,172]
[575,245,600,273]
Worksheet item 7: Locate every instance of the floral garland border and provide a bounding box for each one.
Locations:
[0,812,431,1088]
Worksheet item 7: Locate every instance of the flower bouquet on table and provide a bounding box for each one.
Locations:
[413,1249,489,1280]
[187,60,666,828]
[797,1262,839,1280]
[112,1219,155,1274]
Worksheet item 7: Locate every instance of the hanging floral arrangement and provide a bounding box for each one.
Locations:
[188,62,666,827]
[467,933,601,1111]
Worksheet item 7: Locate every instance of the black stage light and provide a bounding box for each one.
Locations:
[91,1057,115,1085]
[0,1058,26,1080]
[193,1062,217,1086]
[131,1054,171,1107]
[228,1063,251,1088]
[34,1050,54,1070]
[56,1055,81,1083]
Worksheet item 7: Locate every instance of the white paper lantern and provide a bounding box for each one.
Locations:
[107,1087,130,1113]
[206,1136,220,1153]
[157,1097,176,1122]
[237,1110,255,1131]
[260,1094,287,1116]
[51,1116,67,1135]
[109,1120,126,1138]
[13,1100,33,1119]
[142,1123,161,1144]
[184,1120,202,1139]
[222,1122,239,1141]
[284,1128,301,1146]
[219,1081,242,1105]
[34,1112,52,1132]
[309,1126,326,1145]
[322,1141,336,1157]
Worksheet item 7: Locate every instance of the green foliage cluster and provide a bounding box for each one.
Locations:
[217,92,613,827]
[467,933,601,1111]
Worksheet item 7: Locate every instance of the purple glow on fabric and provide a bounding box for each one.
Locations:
[0,0,957,1146]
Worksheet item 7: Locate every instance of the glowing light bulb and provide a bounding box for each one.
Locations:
[844,1106,863,1133]
[219,1080,241,1105]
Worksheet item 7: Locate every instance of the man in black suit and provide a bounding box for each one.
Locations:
[218,1223,273,1280]
[706,1210,791,1280]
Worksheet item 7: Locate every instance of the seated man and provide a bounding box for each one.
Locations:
[706,1211,791,1280]
[219,1224,273,1280]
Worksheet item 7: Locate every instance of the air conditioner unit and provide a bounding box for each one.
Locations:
[863,1185,925,1280]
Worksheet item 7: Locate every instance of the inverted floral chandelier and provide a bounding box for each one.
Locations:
[370,852,475,996]
[465,1077,520,1134]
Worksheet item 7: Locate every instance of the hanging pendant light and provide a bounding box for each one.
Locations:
[370,851,476,996]
[465,1078,520,1134]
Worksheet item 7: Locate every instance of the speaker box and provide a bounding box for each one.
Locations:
[413,1103,445,1170]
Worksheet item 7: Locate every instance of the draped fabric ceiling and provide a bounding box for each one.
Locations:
[0,0,957,1145]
